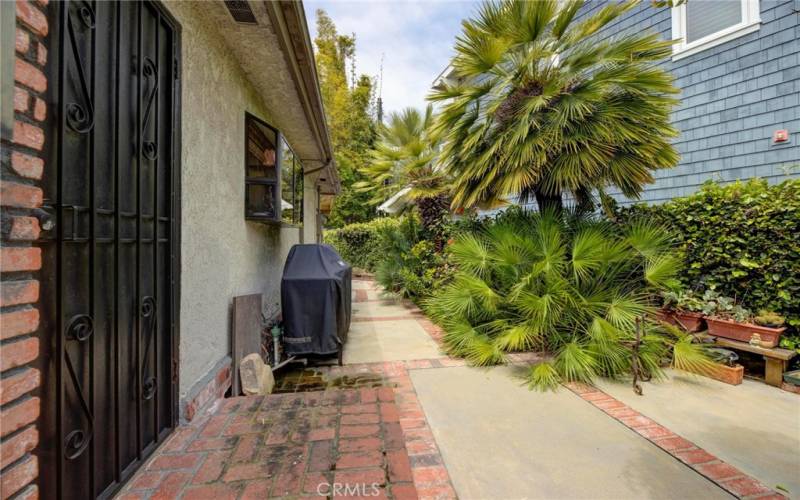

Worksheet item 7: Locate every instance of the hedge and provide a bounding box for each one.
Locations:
[615,178,800,332]
[323,217,400,271]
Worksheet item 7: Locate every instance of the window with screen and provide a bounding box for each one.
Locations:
[671,0,760,59]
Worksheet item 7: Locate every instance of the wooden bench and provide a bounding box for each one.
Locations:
[710,337,797,387]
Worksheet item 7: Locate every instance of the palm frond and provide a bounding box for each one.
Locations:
[527,361,561,391]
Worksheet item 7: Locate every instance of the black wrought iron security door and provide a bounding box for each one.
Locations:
[40,2,180,498]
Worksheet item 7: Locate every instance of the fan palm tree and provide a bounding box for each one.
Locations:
[424,209,712,389]
[429,0,680,212]
[355,105,450,242]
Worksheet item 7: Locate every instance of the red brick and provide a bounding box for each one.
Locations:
[223,463,269,482]
[340,424,380,438]
[1,308,39,339]
[240,480,270,500]
[582,391,613,402]
[302,472,331,495]
[151,471,191,500]
[391,483,419,500]
[334,468,386,487]
[199,414,228,438]
[307,440,333,472]
[380,403,400,423]
[405,439,438,456]
[653,436,695,452]
[412,466,449,486]
[182,483,238,500]
[360,388,377,403]
[128,471,162,490]
[383,422,405,451]
[0,456,38,499]
[228,434,256,461]
[16,1,48,37]
[336,451,383,469]
[190,451,229,484]
[698,462,742,481]
[162,426,197,453]
[147,453,202,471]
[399,418,426,430]
[186,437,235,453]
[635,425,674,440]
[618,414,657,429]
[7,216,41,241]
[0,368,40,405]
[1,247,41,272]
[33,97,46,122]
[753,494,788,500]
[308,427,335,441]
[0,337,39,371]
[14,87,29,112]
[0,397,39,437]
[1,181,43,208]
[10,152,44,180]
[36,42,47,66]
[272,461,306,497]
[342,403,378,414]
[14,58,46,93]
[721,477,773,497]
[341,412,380,425]
[593,399,625,410]
[15,30,29,54]
[675,448,717,465]
[338,437,382,453]
[0,425,38,469]
[605,407,639,419]
[387,450,413,482]
[377,387,395,402]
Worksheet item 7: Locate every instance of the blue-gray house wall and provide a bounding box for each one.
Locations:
[575,0,799,205]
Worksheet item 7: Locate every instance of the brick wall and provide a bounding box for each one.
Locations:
[1,1,49,498]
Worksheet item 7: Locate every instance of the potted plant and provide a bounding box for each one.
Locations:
[658,290,705,332]
[704,291,786,348]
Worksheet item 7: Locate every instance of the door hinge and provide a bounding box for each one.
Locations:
[173,58,179,80]
[172,358,179,383]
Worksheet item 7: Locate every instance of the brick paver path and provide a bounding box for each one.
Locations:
[120,278,787,499]
[118,388,419,499]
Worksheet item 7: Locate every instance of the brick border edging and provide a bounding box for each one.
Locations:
[564,382,786,500]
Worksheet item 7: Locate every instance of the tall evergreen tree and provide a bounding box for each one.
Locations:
[314,10,377,227]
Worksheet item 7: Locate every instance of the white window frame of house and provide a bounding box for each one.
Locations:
[671,0,761,60]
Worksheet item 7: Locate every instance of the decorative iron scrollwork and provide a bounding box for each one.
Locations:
[63,314,94,460]
[140,296,158,400]
[65,2,95,133]
[140,58,159,161]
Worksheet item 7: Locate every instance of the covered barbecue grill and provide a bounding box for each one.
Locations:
[281,244,352,362]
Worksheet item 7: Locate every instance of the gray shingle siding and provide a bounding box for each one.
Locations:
[576,0,800,205]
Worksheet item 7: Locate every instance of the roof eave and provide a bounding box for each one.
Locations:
[263,0,340,194]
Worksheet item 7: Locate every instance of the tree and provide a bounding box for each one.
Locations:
[355,105,449,241]
[314,10,377,227]
[429,0,680,213]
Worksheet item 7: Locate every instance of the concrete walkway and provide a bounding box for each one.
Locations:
[347,279,794,500]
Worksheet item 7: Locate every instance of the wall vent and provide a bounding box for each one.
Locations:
[224,1,257,24]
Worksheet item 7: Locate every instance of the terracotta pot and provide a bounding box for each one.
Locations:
[673,311,705,332]
[706,317,786,348]
[685,363,744,385]
[653,309,677,325]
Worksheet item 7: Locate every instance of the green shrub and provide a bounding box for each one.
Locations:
[375,216,451,301]
[424,210,712,388]
[615,179,800,332]
[324,218,400,271]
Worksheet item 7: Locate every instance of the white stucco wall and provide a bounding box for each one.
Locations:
[165,2,300,400]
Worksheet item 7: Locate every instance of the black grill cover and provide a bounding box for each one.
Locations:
[281,244,352,356]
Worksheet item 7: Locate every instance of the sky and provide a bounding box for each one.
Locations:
[304,1,479,117]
